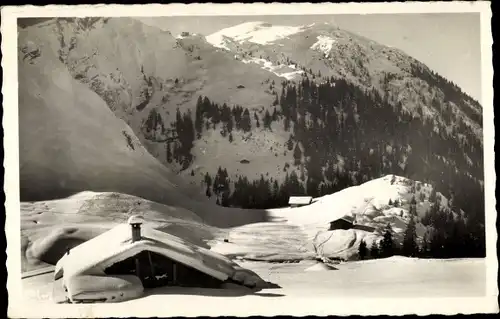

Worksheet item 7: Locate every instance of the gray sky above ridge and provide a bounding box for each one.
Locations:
[138,13,482,104]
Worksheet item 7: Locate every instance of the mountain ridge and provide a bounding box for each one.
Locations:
[17,17,484,238]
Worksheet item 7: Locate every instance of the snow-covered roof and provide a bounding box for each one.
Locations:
[288,196,313,205]
[330,215,355,224]
[55,222,237,283]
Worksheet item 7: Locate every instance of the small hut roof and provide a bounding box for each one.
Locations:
[330,215,355,224]
[288,196,313,205]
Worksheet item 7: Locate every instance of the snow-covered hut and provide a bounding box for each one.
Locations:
[329,215,355,231]
[288,196,313,208]
[53,216,265,303]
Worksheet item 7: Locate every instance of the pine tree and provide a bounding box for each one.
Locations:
[293,143,302,166]
[388,199,393,206]
[429,188,437,203]
[205,185,212,198]
[419,191,426,201]
[241,109,252,132]
[166,143,172,163]
[402,215,418,257]
[221,191,230,207]
[272,107,278,121]
[284,114,291,132]
[287,135,294,151]
[227,115,234,133]
[358,240,368,260]
[273,94,279,106]
[380,223,395,258]
[272,179,280,202]
[263,110,272,129]
[411,195,417,205]
[391,175,396,185]
[420,231,429,258]
[370,241,380,259]
[195,95,204,137]
[204,172,212,187]
[409,204,417,216]
[190,169,195,176]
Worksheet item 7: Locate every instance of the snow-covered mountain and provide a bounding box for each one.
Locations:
[17,17,271,229]
[206,21,311,49]
[206,21,482,135]
[18,17,484,237]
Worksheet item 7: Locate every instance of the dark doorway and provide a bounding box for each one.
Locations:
[104,250,223,289]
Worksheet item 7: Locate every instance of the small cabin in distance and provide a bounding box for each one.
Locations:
[329,215,355,231]
[288,196,313,208]
[329,215,377,232]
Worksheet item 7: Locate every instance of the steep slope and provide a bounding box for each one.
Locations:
[18,19,270,228]
[18,18,289,190]
[18,34,179,203]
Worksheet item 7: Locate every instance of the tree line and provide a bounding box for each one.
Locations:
[202,165,356,210]
[277,75,484,240]
[194,95,280,141]
[162,72,484,256]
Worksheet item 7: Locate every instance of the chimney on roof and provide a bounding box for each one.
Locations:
[128,215,144,242]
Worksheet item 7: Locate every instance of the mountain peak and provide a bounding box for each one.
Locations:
[206,21,308,49]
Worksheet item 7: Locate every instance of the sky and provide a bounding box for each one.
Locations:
[138,13,482,104]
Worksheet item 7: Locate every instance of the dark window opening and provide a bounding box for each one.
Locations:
[104,250,223,289]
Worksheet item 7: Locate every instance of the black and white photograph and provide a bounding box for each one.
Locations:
[2,2,497,317]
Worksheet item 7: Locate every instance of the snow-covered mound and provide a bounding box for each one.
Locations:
[262,175,441,260]
[21,191,220,271]
[270,175,430,233]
